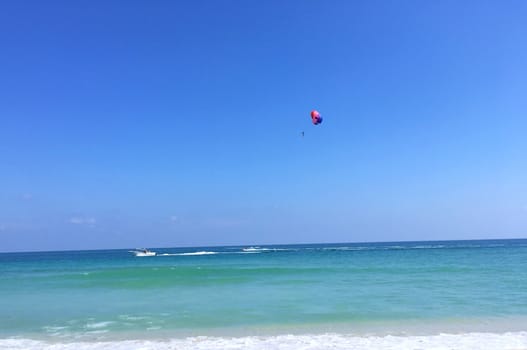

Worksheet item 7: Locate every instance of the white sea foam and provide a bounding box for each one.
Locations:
[322,246,371,251]
[42,326,68,332]
[158,251,218,256]
[42,326,69,337]
[320,245,457,251]
[242,247,293,252]
[177,251,218,256]
[412,245,447,249]
[85,321,114,330]
[117,315,149,321]
[2,332,527,349]
[243,247,263,252]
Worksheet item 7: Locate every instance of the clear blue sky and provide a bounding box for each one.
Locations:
[1,0,526,252]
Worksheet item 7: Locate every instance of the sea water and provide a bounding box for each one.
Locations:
[1,239,527,349]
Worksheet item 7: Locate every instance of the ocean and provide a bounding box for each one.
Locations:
[1,239,527,349]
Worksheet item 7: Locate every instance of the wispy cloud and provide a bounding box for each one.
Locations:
[69,217,96,225]
[170,215,179,223]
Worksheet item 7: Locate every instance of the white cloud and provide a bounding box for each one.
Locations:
[69,217,96,225]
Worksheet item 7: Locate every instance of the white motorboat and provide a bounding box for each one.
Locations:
[129,249,156,257]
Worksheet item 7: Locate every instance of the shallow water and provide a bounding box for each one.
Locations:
[1,239,527,347]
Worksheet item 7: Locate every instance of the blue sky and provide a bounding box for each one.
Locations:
[1,0,526,251]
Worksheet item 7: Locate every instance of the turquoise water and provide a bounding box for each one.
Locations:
[1,239,527,340]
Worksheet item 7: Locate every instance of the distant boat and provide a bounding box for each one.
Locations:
[129,249,156,257]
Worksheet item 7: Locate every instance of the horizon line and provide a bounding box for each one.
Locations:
[2,236,526,254]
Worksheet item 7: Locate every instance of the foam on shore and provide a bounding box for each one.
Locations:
[2,332,527,350]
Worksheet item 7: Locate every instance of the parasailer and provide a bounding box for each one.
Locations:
[301,110,323,138]
[310,110,323,125]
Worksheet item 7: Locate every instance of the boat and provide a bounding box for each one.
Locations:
[129,248,156,257]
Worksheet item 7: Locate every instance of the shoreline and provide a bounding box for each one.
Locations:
[5,316,527,342]
[2,331,527,350]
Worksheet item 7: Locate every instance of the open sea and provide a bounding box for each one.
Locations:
[1,239,527,349]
